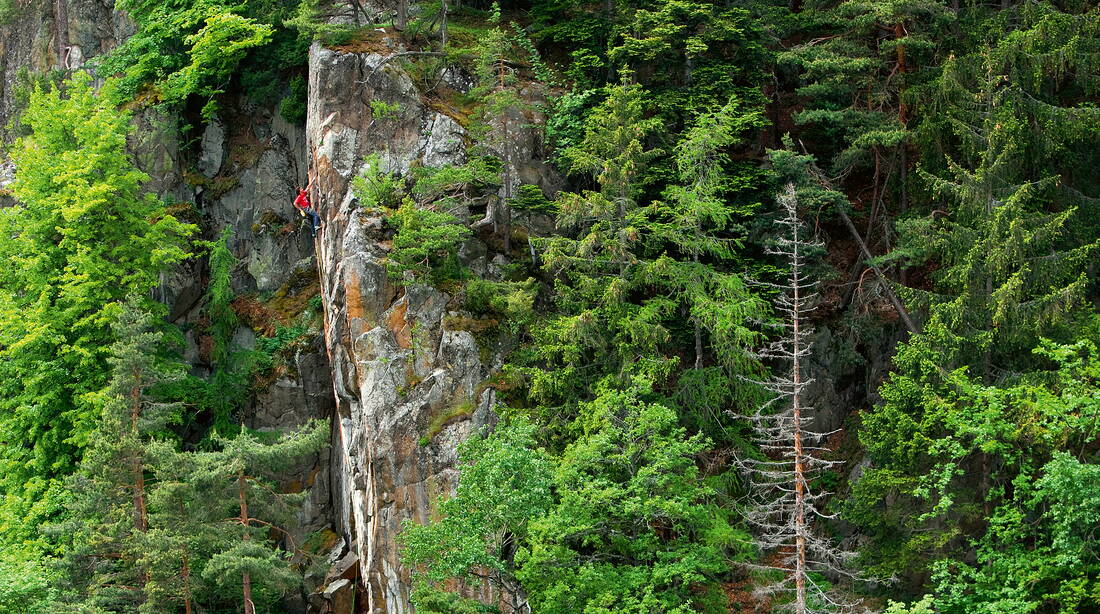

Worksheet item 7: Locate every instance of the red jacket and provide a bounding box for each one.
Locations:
[294,189,310,210]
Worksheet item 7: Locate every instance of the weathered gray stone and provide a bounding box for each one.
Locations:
[307,40,516,612]
[198,118,226,177]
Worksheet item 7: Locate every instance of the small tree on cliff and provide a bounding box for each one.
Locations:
[737,185,853,613]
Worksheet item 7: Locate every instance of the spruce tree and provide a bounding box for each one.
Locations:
[646,96,767,372]
[204,228,248,433]
[851,5,1100,578]
[56,297,185,612]
[737,185,853,614]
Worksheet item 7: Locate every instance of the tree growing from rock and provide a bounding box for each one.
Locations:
[737,185,853,613]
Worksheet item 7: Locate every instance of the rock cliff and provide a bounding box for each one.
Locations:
[305,38,558,611]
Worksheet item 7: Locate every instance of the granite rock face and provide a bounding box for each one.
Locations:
[305,33,562,609]
[307,43,501,613]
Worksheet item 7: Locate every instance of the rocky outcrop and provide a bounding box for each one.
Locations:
[306,38,559,610]
[307,42,494,613]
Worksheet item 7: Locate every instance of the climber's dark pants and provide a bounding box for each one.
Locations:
[306,208,320,236]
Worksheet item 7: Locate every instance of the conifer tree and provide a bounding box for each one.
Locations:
[647,97,767,372]
[147,421,328,613]
[204,228,247,433]
[468,2,528,253]
[531,80,667,409]
[738,185,853,614]
[851,6,1100,578]
[896,39,1100,376]
[57,297,185,612]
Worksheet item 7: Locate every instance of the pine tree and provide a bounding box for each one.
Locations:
[850,6,1100,579]
[738,185,853,614]
[57,297,185,612]
[468,2,529,254]
[148,421,328,613]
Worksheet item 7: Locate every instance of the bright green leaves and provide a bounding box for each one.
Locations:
[0,73,193,534]
[401,420,554,592]
[930,453,1100,614]
[163,12,274,117]
[103,0,287,117]
[555,80,661,199]
[403,389,736,613]
[854,332,1100,580]
[386,200,473,284]
[519,393,728,614]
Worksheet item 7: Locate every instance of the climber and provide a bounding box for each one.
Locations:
[293,175,320,236]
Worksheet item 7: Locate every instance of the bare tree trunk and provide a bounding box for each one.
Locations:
[439,0,448,49]
[737,185,856,612]
[395,0,408,31]
[791,215,807,614]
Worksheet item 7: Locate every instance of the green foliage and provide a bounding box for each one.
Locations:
[52,297,186,611]
[883,596,935,614]
[352,154,403,211]
[465,278,537,325]
[102,0,307,116]
[0,558,54,611]
[0,72,193,549]
[528,83,765,428]
[781,0,951,175]
[854,334,1100,580]
[204,229,249,434]
[931,452,1100,613]
[386,198,472,284]
[278,73,308,124]
[410,156,501,206]
[403,388,741,612]
[145,419,328,612]
[0,0,18,25]
[851,8,1100,585]
[284,0,358,46]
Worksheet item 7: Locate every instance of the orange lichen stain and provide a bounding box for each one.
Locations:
[387,301,412,349]
[345,270,366,321]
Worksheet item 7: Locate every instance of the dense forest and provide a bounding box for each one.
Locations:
[0,0,1098,612]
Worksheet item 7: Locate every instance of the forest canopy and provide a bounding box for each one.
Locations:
[0,0,1098,612]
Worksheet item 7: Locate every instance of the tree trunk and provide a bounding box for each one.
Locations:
[130,381,148,533]
[693,253,703,369]
[791,217,807,614]
[439,0,448,49]
[182,549,194,614]
[395,0,408,31]
[895,22,909,125]
[54,0,70,68]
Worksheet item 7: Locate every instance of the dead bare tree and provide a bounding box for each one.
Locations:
[736,184,856,614]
